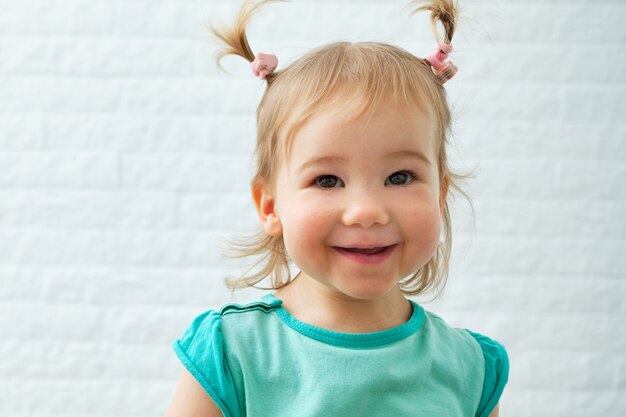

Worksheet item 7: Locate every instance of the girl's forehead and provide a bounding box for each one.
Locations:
[285,103,437,166]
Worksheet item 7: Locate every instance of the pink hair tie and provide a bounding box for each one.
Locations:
[251,53,278,80]
[424,43,458,84]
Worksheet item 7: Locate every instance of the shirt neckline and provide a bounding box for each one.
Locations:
[262,293,425,349]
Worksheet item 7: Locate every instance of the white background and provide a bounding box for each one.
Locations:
[0,0,625,416]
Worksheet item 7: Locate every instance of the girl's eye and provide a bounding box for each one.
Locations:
[314,175,343,189]
[385,170,416,186]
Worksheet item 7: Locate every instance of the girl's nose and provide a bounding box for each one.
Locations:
[341,193,390,228]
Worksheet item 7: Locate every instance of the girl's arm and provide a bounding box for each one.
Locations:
[164,369,223,417]
[489,404,500,417]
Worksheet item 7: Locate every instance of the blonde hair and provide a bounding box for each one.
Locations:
[212,0,473,297]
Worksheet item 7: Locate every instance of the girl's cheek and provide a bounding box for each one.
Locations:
[406,201,442,239]
[292,203,331,232]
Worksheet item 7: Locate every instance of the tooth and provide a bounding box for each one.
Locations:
[351,247,383,254]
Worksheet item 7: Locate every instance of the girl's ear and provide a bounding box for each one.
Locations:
[252,182,283,237]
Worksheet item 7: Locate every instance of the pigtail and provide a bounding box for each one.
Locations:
[210,0,286,77]
[214,0,291,290]
[407,0,458,44]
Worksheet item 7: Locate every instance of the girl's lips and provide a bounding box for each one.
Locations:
[333,245,397,264]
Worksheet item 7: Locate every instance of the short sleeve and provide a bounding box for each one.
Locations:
[465,330,510,417]
[172,310,240,417]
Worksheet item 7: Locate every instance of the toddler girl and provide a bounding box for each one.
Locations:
[165,1,509,416]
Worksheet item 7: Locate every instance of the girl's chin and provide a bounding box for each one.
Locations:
[293,269,405,302]
[329,280,404,302]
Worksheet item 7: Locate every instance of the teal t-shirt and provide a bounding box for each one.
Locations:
[173,295,509,417]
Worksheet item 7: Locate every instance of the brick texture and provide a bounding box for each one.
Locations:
[0,0,624,416]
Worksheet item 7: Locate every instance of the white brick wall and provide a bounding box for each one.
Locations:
[0,0,624,416]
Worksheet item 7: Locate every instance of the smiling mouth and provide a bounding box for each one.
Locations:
[333,245,397,264]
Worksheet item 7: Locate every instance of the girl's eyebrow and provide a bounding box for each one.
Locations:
[388,150,433,167]
[295,156,344,174]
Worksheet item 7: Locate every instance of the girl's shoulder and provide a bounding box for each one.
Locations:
[174,295,282,348]
[422,309,509,358]
[421,309,509,417]
[171,296,282,417]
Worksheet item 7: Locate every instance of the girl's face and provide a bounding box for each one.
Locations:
[254,102,447,302]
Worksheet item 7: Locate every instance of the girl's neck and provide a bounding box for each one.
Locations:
[274,273,413,334]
